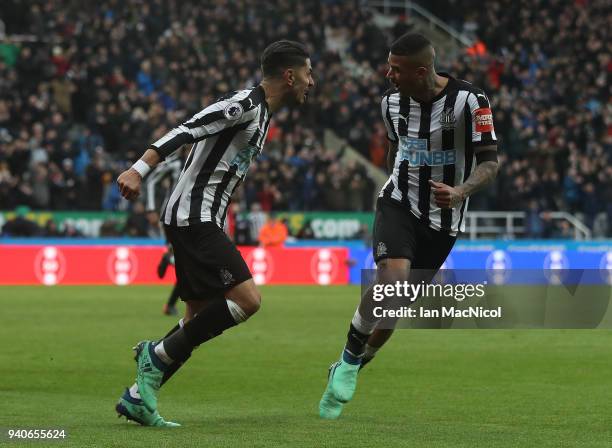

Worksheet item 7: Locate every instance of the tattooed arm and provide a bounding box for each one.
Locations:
[456,145,499,198]
[430,145,499,209]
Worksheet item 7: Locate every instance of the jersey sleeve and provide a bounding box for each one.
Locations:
[466,90,497,146]
[151,94,256,159]
[144,163,165,212]
[381,94,398,142]
[143,153,183,212]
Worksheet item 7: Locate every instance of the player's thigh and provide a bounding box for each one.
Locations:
[167,222,253,301]
[164,225,198,299]
[372,198,418,267]
[411,226,456,283]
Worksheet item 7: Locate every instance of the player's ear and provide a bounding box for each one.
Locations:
[283,68,295,86]
[416,66,428,79]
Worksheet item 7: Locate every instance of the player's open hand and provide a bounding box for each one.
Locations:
[117,168,142,201]
[429,180,465,209]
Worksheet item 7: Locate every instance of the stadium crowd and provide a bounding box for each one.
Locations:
[441,0,611,236]
[0,0,381,216]
[0,0,609,237]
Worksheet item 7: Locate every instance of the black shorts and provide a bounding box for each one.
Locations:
[164,223,252,301]
[372,198,456,271]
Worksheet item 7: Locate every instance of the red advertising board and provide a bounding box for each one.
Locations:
[0,245,349,286]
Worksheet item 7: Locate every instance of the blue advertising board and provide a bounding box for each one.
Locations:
[347,241,612,285]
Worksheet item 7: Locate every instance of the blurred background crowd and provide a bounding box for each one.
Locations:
[0,0,609,238]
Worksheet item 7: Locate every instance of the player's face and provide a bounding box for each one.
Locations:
[289,59,314,105]
[386,53,429,97]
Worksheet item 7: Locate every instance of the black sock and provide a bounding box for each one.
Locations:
[159,322,188,386]
[160,353,190,386]
[167,284,180,307]
[343,323,369,364]
[359,356,372,371]
[162,299,237,364]
[162,322,181,339]
[160,328,192,364]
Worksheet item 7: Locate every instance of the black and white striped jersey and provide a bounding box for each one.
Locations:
[151,85,271,228]
[379,73,497,235]
[144,151,183,212]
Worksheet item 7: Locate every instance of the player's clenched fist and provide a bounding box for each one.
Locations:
[117,169,142,201]
[429,179,465,209]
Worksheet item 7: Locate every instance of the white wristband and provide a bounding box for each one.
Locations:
[131,159,151,178]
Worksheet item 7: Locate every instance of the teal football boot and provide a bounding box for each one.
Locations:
[116,388,180,427]
[319,362,345,420]
[133,341,166,412]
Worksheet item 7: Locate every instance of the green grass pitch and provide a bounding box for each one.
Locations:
[1,285,612,447]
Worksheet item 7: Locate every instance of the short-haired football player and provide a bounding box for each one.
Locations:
[320,33,499,419]
[115,40,314,427]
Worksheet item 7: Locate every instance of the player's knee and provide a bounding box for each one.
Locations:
[377,261,409,284]
[242,292,261,316]
[230,291,261,317]
[227,279,262,317]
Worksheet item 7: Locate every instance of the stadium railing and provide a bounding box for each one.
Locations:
[365,0,472,46]
[465,212,592,241]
